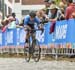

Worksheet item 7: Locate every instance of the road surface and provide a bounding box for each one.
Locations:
[0,58,75,70]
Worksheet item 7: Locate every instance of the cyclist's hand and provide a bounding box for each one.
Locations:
[38,24,44,34]
[38,24,43,29]
[16,25,23,28]
[27,26,31,30]
[41,28,44,35]
[24,25,31,31]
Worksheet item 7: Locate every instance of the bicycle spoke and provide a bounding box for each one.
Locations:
[32,39,40,62]
[24,42,31,62]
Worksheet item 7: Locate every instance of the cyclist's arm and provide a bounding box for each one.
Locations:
[34,17,42,28]
[16,24,31,30]
[16,25,23,28]
[23,15,31,29]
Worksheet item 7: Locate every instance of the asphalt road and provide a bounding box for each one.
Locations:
[0,58,75,70]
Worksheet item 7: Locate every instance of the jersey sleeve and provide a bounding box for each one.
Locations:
[35,17,40,25]
[24,15,30,25]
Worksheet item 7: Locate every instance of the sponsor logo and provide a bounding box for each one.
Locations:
[55,24,68,39]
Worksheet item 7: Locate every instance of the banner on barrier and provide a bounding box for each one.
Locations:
[0,27,45,46]
[55,19,75,43]
[55,20,68,43]
[0,19,75,47]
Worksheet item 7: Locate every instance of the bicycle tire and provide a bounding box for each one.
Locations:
[24,39,31,62]
[32,39,41,62]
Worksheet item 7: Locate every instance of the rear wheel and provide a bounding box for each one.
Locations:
[32,39,41,62]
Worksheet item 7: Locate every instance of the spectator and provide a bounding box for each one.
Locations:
[1,15,17,32]
[7,16,16,29]
[48,4,62,22]
[43,0,52,15]
[65,0,75,19]
[51,0,56,5]
[36,0,55,23]
[36,10,45,20]
[1,19,9,26]
[60,8,65,20]
[12,13,19,25]
[59,0,67,10]
[0,22,3,29]
[48,4,62,34]
[6,14,11,18]
[71,12,75,18]
[1,19,9,32]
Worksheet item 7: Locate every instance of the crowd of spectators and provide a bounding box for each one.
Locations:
[0,13,19,32]
[0,0,75,33]
[36,0,75,21]
[36,0,75,33]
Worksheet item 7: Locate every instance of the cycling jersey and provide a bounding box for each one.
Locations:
[24,15,40,24]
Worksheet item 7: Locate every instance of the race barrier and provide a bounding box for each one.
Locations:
[46,19,75,48]
[0,19,75,55]
[0,27,45,46]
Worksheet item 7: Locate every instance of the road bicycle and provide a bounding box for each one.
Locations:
[24,27,44,62]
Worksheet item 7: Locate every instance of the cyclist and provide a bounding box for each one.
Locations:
[23,11,42,45]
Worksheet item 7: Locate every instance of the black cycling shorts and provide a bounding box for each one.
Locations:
[27,24,34,29]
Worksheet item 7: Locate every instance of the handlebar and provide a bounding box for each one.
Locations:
[16,25,44,31]
[25,28,44,32]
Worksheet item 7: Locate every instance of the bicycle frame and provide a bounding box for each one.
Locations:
[24,28,43,62]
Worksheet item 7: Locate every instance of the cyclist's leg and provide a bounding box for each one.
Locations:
[32,31,38,53]
[32,32,35,41]
[25,24,31,43]
[25,32,30,43]
[32,32,41,62]
[24,32,31,62]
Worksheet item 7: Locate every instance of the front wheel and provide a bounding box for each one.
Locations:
[32,39,41,62]
[24,42,31,62]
